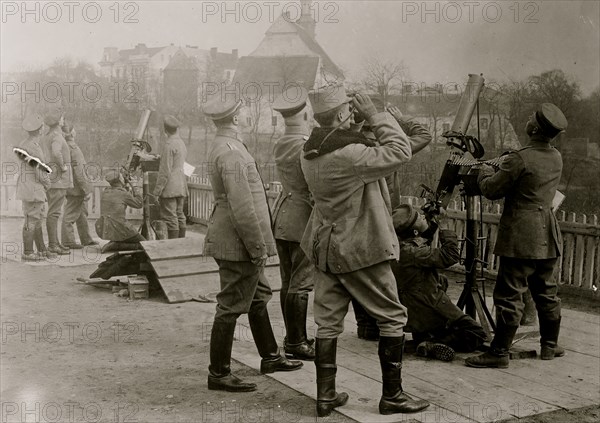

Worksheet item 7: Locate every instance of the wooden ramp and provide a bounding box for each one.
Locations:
[229,288,600,422]
[141,235,280,303]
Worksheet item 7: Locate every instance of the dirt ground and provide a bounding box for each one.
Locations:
[1,222,598,423]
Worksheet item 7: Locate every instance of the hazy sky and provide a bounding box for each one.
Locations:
[1,0,599,93]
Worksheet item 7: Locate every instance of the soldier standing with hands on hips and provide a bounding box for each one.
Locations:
[466,103,568,368]
[301,83,430,417]
[271,86,315,361]
[202,91,302,393]
[153,115,188,239]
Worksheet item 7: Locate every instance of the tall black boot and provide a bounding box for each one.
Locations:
[248,306,303,374]
[208,321,257,392]
[21,225,37,260]
[539,317,565,360]
[378,335,430,415]
[352,299,380,341]
[464,321,518,368]
[315,338,349,417]
[284,293,315,360]
[178,228,186,238]
[167,230,179,239]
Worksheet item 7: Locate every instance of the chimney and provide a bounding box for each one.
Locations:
[231,49,238,60]
[210,47,217,60]
[297,0,316,38]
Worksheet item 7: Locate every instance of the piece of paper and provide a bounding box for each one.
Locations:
[552,190,565,211]
[183,162,195,177]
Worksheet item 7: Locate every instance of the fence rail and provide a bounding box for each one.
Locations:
[2,178,598,291]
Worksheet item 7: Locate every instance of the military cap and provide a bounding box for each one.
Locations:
[202,96,243,121]
[309,82,353,115]
[163,115,181,129]
[44,107,63,127]
[535,103,567,138]
[272,85,308,113]
[22,114,44,132]
[392,204,419,233]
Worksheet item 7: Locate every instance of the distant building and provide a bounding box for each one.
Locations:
[233,0,344,134]
[99,44,238,105]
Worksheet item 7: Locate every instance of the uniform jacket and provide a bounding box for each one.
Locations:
[391,229,464,333]
[300,112,412,273]
[272,125,313,242]
[66,140,91,196]
[478,137,563,259]
[95,186,143,241]
[386,117,433,210]
[154,133,188,198]
[41,126,73,189]
[16,136,50,202]
[203,128,277,261]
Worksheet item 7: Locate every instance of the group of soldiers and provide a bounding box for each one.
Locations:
[200,82,568,417]
[15,81,568,417]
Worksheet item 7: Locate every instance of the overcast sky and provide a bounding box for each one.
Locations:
[1,0,599,93]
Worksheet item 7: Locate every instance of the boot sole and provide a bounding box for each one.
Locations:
[465,361,509,369]
[260,364,303,374]
[207,382,257,392]
[317,393,349,417]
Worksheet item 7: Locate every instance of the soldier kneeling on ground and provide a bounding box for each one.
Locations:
[95,171,145,252]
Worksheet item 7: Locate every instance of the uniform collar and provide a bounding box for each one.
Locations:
[284,125,309,137]
[216,128,243,142]
[526,135,553,148]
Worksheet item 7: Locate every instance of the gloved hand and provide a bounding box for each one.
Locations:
[352,93,378,121]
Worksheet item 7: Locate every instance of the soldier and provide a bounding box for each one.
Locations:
[153,115,188,239]
[392,204,486,361]
[271,86,315,361]
[15,114,59,260]
[95,171,145,252]
[61,123,98,249]
[465,103,567,368]
[351,102,433,341]
[202,93,302,393]
[301,84,430,416]
[41,107,73,254]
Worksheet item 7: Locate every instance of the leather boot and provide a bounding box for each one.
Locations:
[465,322,518,368]
[167,230,179,239]
[21,226,38,261]
[539,317,565,360]
[208,321,257,392]
[416,341,455,362]
[46,219,59,249]
[315,338,349,417]
[178,228,186,238]
[353,299,380,341]
[520,290,537,326]
[284,293,315,360]
[248,306,303,374]
[378,335,430,415]
[35,227,57,259]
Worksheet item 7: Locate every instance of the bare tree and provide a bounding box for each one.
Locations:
[361,57,409,106]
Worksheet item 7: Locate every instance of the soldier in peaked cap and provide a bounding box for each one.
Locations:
[201,92,302,394]
[153,115,188,239]
[300,83,430,417]
[271,85,315,361]
[41,107,73,255]
[466,103,568,369]
[16,114,57,260]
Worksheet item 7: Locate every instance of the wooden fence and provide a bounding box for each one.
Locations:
[2,177,598,291]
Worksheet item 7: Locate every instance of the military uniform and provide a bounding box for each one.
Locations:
[271,87,315,360]
[466,103,568,368]
[153,116,188,238]
[202,95,302,393]
[62,127,95,247]
[95,181,143,242]
[16,114,51,259]
[41,109,73,251]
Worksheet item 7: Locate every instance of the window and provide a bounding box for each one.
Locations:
[481,118,489,130]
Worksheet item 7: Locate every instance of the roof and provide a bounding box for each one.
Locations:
[164,50,200,71]
[233,56,320,97]
[118,45,166,60]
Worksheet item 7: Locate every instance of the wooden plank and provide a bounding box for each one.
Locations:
[562,233,575,285]
[574,234,586,287]
[141,236,204,261]
[152,257,217,278]
[583,236,596,290]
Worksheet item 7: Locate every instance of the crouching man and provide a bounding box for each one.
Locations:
[391,204,487,361]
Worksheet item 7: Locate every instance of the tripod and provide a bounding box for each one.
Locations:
[456,187,496,341]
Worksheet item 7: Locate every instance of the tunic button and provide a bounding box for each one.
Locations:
[282,210,286,213]
[538,206,543,210]
[288,193,292,197]
[256,246,260,249]
[332,223,337,228]
[543,242,547,245]
[337,265,341,270]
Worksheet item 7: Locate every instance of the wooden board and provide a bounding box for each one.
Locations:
[141,236,205,261]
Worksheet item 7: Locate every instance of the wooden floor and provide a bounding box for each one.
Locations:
[229,283,600,422]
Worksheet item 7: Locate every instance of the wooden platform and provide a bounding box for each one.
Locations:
[227,290,600,422]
